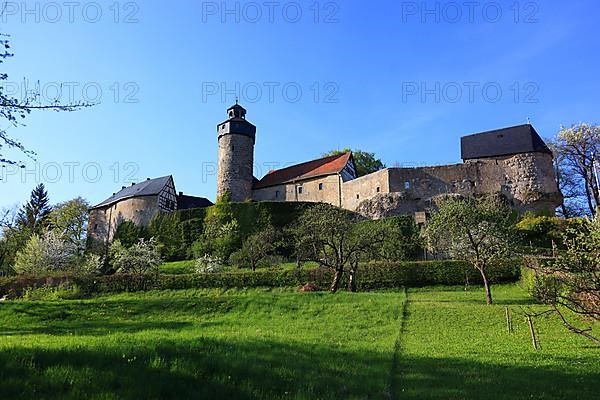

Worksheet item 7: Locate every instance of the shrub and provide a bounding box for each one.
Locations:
[516,215,565,248]
[194,255,226,273]
[109,238,161,274]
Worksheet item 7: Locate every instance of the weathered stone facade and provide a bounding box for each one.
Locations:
[351,152,562,218]
[88,195,160,244]
[253,174,344,206]
[88,175,212,246]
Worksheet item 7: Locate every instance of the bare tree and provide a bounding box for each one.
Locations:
[552,124,600,216]
[1,33,92,167]
[525,217,599,346]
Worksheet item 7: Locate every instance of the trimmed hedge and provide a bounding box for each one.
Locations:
[0,260,520,298]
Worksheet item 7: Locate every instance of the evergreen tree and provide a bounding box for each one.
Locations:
[17,183,52,234]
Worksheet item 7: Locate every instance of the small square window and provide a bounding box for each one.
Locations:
[319,183,324,190]
[356,194,360,200]
[376,186,380,193]
[275,190,280,198]
[404,181,410,190]
[298,187,303,194]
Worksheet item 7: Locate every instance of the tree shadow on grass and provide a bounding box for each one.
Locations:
[0,320,194,336]
[394,355,600,400]
[0,297,234,336]
[0,337,392,400]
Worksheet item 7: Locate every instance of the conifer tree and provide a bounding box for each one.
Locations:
[17,183,52,234]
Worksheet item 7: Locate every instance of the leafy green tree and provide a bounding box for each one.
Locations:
[423,195,517,305]
[14,231,77,274]
[295,204,388,292]
[192,199,242,261]
[149,213,186,261]
[379,216,423,261]
[322,149,385,177]
[230,226,280,271]
[17,183,52,234]
[49,197,89,253]
[109,238,161,274]
[113,221,148,248]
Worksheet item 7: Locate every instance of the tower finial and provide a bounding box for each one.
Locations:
[235,96,239,105]
[527,117,531,125]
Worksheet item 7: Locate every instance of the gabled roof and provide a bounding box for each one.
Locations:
[91,176,173,209]
[461,124,552,160]
[253,152,353,189]
[176,194,213,210]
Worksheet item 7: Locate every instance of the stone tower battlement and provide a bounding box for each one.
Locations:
[216,102,256,202]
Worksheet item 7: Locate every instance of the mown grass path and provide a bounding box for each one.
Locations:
[392,285,600,399]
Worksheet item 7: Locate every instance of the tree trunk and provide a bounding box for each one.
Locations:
[584,179,596,216]
[478,267,493,305]
[330,268,343,293]
[348,265,357,292]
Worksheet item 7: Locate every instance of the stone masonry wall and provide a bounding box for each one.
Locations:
[88,196,159,244]
[341,169,390,210]
[350,152,561,218]
[253,174,342,206]
[217,134,254,202]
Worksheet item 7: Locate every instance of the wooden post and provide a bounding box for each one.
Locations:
[505,307,512,334]
[527,315,538,350]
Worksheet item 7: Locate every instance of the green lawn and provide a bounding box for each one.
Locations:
[158,260,320,274]
[395,285,600,399]
[0,285,598,399]
[158,259,196,274]
[0,288,403,399]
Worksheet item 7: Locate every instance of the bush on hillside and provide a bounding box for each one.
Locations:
[109,238,161,275]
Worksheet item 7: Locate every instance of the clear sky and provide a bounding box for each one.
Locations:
[1,0,599,209]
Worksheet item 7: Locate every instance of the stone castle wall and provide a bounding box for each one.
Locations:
[341,169,390,211]
[253,174,343,206]
[217,134,254,202]
[88,196,159,244]
[350,152,561,218]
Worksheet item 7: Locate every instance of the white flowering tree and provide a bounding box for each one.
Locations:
[14,231,76,274]
[110,238,162,274]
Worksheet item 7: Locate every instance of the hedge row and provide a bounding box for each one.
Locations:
[0,260,520,298]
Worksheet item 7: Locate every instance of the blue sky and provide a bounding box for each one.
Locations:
[1,0,599,208]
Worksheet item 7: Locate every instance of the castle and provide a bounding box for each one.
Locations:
[88,102,563,244]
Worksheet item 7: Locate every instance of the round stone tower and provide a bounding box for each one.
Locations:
[216,102,256,202]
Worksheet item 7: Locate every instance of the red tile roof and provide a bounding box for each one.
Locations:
[254,152,353,189]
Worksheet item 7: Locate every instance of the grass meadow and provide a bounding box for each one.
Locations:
[0,284,598,399]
